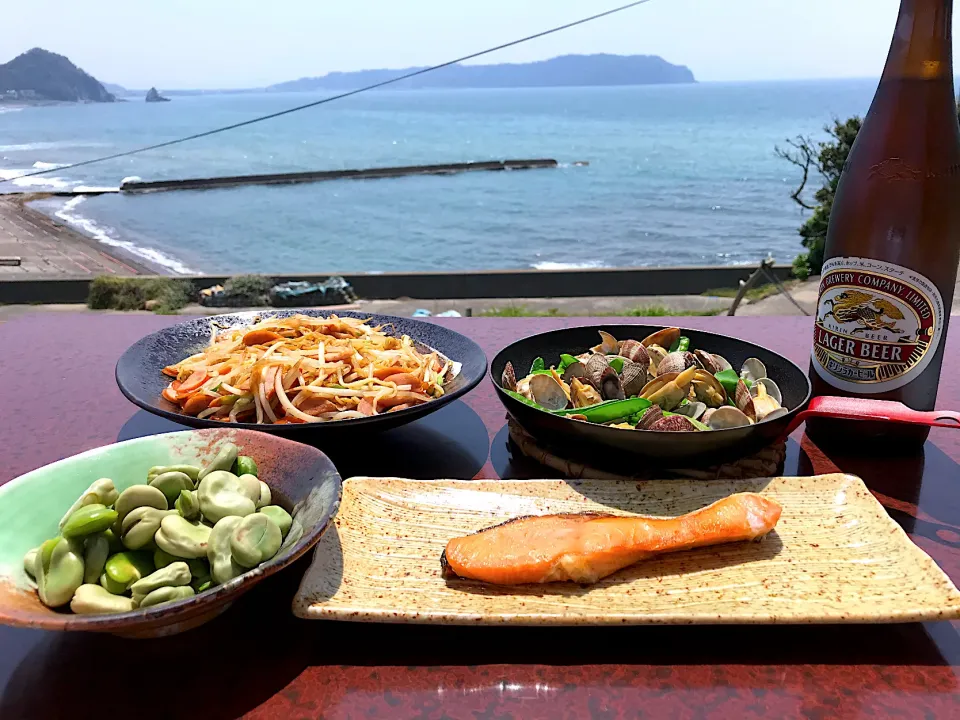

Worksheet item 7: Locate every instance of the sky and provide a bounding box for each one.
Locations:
[2,0,953,89]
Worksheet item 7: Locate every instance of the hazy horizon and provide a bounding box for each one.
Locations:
[2,0,955,89]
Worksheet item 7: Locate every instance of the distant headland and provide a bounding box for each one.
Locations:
[268,54,696,92]
[0,48,114,103]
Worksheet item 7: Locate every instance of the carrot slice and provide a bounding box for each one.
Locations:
[161,386,180,403]
[383,373,425,391]
[161,365,180,378]
[177,371,208,394]
[182,393,212,415]
[243,330,282,346]
[372,366,407,379]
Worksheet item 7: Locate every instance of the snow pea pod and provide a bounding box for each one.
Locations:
[715,369,752,398]
[554,397,652,424]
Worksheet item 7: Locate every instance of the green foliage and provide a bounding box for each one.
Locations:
[792,253,811,281]
[222,274,272,304]
[87,276,194,314]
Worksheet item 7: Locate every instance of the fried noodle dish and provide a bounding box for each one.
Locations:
[161,314,456,424]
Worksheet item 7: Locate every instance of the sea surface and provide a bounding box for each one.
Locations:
[0,80,878,275]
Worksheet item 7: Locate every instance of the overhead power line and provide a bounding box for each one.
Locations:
[2,0,654,185]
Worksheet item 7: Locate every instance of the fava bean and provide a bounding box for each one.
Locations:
[99,572,129,596]
[153,549,178,569]
[208,516,245,585]
[115,485,167,524]
[198,443,239,481]
[102,527,123,554]
[58,479,119,531]
[198,471,256,523]
[154,515,211,559]
[149,471,195,505]
[231,514,282,568]
[257,482,271,509]
[83,533,110,584]
[104,550,154,590]
[234,456,258,478]
[36,537,85,608]
[130,562,191,602]
[62,504,118,539]
[176,489,200,520]
[39,537,61,573]
[148,464,201,482]
[237,474,261,504]
[138,585,194,609]
[71,584,135,614]
[121,507,171,550]
[258,506,292,539]
[23,548,38,579]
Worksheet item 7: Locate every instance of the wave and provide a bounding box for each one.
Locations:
[32,161,68,170]
[0,167,73,189]
[0,141,109,152]
[531,260,610,271]
[54,197,197,275]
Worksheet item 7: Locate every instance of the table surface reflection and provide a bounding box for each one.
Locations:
[1,313,958,720]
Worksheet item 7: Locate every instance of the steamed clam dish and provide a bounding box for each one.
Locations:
[500,327,788,432]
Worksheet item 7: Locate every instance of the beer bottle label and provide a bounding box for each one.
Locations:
[811,256,945,393]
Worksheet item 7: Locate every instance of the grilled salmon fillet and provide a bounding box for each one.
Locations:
[441,492,782,585]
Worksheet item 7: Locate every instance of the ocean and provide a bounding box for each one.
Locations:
[0,79,877,275]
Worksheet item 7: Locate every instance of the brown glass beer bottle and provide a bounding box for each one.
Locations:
[807,0,960,449]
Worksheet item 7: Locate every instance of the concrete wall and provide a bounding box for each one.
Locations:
[0,265,792,305]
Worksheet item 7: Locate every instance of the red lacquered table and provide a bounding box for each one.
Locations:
[1,313,958,720]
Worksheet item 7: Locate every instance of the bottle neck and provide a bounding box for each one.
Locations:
[881,0,954,81]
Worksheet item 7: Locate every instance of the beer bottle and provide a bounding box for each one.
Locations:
[808,0,960,449]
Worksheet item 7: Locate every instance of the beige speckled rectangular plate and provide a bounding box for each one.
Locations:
[292,474,960,625]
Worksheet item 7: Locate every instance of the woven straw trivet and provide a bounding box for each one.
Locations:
[507,418,786,481]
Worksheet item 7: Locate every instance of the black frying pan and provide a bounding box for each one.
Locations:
[491,324,960,468]
[491,324,810,467]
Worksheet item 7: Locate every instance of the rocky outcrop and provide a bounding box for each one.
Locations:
[145,87,170,102]
[0,48,114,102]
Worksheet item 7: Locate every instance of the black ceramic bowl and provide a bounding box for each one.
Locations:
[117,310,487,436]
[491,324,812,467]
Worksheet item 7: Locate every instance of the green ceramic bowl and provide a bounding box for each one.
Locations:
[0,428,341,638]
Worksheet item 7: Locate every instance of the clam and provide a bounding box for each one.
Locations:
[649,415,698,432]
[592,331,619,355]
[750,381,782,421]
[561,360,586,383]
[570,377,602,408]
[691,370,727,408]
[619,339,649,366]
[634,405,663,430]
[674,401,707,421]
[707,406,753,430]
[740,358,768,383]
[620,360,648,397]
[646,344,669,375]
[639,366,698,411]
[656,351,697,377]
[501,362,517,391]
[761,407,789,422]
[712,354,733,372]
[750,377,782,405]
[641,327,681,349]
[735,379,757,422]
[527,373,570,411]
[701,408,716,425]
[586,354,625,400]
[693,349,725,375]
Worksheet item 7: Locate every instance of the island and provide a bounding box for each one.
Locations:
[268,53,696,92]
[145,87,171,102]
[0,48,114,103]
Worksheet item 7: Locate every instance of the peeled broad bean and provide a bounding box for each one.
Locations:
[148,464,201,482]
[149,471,195,505]
[62,504,119,539]
[258,506,292,539]
[257,482,271,509]
[23,548,39,579]
[115,485,168,524]
[39,537,60,571]
[154,515,211,559]
[104,550,154,590]
[36,537,85,608]
[198,443,239,481]
[154,549,178,568]
[130,561,191,602]
[100,572,129,595]
[234,456,258,477]
[231,514,282,568]
[198,471,255,523]
[176,489,200,520]
[207,516,245,585]
[83,533,110,584]
[120,507,171,550]
[71,584,135,614]
[102,528,123,554]
[237,474,261,504]
[138,585,194,608]
[58,479,119,530]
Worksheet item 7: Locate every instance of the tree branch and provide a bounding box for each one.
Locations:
[775,135,818,210]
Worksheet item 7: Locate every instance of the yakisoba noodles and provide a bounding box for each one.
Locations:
[161,314,457,424]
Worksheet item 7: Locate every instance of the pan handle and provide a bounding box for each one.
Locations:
[783,396,960,437]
